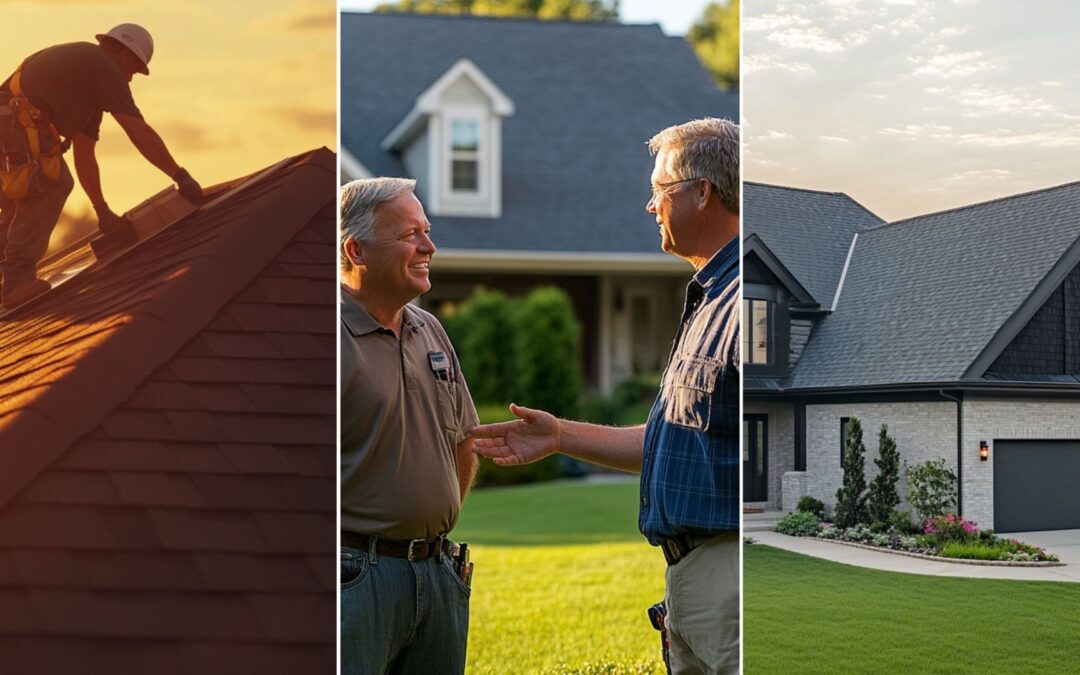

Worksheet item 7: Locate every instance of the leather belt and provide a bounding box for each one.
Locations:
[660,533,717,566]
[341,532,455,561]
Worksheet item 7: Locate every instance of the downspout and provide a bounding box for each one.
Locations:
[938,390,963,516]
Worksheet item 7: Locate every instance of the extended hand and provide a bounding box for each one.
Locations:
[173,168,203,204]
[470,404,560,466]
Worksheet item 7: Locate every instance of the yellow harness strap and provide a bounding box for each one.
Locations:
[9,63,63,182]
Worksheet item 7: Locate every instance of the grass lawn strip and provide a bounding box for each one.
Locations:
[745,544,1080,674]
[456,481,665,674]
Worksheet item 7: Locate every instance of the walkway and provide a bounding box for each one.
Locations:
[750,529,1080,583]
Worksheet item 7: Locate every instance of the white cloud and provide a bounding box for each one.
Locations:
[742,52,815,74]
[768,26,846,53]
[909,50,994,79]
[760,130,794,140]
[819,135,851,143]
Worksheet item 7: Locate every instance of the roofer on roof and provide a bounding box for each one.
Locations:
[0,23,203,310]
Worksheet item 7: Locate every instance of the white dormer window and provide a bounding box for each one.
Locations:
[381,58,514,218]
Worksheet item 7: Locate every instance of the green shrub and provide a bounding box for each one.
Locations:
[453,290,516,405]
[867,425,901,526]
[775,511,821,537]
[889,510,918,534]
[835,417,869,527]
[580,373,659,426]
[906,458,957,523]
[796,495,826,519]
[514,286,582,418]
[939,542,1004,561]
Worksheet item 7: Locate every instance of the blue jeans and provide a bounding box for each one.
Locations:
[0,114,74,289]
[341,542,470,675]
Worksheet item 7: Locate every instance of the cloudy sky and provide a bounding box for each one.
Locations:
[3,0,335,218]
[744,0,1080,220]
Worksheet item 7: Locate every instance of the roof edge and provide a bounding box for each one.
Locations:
[0,148,335,509]
[743,233,817,304]
[962,229,1080,379]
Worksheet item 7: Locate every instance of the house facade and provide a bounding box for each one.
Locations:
[341,12,738,392]
[744,181,1080,533]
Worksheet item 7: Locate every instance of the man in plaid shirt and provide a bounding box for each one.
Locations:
[472,118,740,674]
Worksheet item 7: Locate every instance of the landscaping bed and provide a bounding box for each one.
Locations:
[775,511,1062,566]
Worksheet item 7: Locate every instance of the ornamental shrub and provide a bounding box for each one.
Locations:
[939,542,1004,561]
[453,290,517,405]
[513,286,582,418]
[775,511,821,537]
[867,424,901,527]
[889,510,918,534]
[834,417,869,527]
[906,458,957,522]
[796,495,826,519]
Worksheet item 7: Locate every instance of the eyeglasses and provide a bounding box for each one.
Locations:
[649,177,711,202]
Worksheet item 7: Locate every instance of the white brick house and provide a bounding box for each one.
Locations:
[744,181,1080,532]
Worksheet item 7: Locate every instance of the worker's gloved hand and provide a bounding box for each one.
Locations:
[172,167,203,204]
[92,202,129,234]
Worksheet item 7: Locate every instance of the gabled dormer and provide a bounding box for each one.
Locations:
[743,234,820,377]
[381,58,515,218]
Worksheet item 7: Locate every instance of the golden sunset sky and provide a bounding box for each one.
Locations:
[2,0,335,220]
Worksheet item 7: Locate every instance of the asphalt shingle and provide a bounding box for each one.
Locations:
[342,12,737,255]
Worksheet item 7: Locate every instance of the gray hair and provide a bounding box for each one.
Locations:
[339,177,416,271]
[648,118,739,215]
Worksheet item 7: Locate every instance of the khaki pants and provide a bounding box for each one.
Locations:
[665,532,740,674]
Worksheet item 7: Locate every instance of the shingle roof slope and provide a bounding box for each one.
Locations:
[790,181,1080,388]
[0,149,335,671]
[341,12,737,255]
[743,182,882,306]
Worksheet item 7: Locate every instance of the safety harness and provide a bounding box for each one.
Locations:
[1,62,68,201]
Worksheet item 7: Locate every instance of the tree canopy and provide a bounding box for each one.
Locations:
[687,0,739,90]
[375,0,619,21]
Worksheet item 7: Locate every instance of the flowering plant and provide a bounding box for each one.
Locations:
[923,513,978,542]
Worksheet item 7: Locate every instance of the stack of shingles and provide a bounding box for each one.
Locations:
[0,148,336,673]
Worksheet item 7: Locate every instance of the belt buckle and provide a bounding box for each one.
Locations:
[406,538,427,561]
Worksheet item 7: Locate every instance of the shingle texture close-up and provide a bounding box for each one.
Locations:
[0,148,336,673]
[342,12,738,255]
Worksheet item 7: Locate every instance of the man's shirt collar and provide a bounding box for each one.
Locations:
[694,237,739,290]
[340,289,426,337]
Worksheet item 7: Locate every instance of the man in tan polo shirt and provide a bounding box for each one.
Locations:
[339,177,479,675]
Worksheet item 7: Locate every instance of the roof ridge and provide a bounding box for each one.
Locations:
[745,181,884,223]
[865,178,1080,232]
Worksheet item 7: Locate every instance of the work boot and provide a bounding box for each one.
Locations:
[2,277,50,311]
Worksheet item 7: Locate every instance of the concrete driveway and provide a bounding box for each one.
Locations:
[752,529,1080,583]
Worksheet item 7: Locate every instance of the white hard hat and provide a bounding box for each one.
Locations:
[96,23,154,75]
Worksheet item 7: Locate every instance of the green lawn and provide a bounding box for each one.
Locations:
[456,481,666,674]
[745,544,1080,674]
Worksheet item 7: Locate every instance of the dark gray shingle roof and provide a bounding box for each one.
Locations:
[790,181,1080,388]
[341,12,737,254]
[743,182,882,306]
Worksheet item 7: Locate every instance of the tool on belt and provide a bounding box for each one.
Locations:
[1,62,69,201]
[341,532,475,589]
[648,601,673,675]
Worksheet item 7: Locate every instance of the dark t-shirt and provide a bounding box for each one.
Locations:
[4,42,142,140]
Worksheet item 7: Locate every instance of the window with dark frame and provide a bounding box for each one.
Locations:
[743,298,770,365]
[840,416,850,466]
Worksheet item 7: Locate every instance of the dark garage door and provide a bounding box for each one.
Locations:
[994,440,1080,532]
